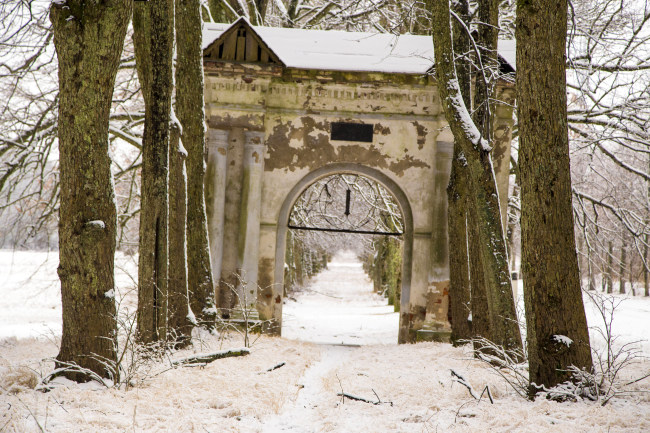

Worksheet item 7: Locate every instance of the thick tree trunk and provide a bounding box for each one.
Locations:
[472,0,499,140]
[50,0,131,381]
[134,0,174,343]
[447,0,473,345]
[517,0,593,396]
[176,0,217,328]
[468,203,492,342]
[447,170,472,343]
[430,0,522,352]
[168,123,193,347]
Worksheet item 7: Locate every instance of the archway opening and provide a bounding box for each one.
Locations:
[281,173,405,345]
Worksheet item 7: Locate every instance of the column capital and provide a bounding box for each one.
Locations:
[207,128,229,149]
[244,130,265,147]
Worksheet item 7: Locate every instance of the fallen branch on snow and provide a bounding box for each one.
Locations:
[337,390,393,406]
[451,369,493,404]
[172,348,250,366]
[259,362,286,374]
[336,374,393,406]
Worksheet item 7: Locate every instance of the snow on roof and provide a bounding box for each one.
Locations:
[203,20,516,75]
[498,39,516,72]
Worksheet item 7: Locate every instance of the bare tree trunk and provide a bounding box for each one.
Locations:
[585,230,596,291]
[447,0,472,345]
[468,204,491,342]
[177,0,217,328]
[619,236,627,294]
[168,123,193,347]
[50,0,131,381]
[642,155,650,296]
[606,241,614,294]
[517,0,593,396]
[643,234,650,296]
[430,0,522,353]
[134,0,174,343]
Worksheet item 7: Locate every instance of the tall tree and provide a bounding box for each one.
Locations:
[517,0,593,396]
[446,0,473,344]
[177,0,218,328]
[133,0,175,343]
[167,121,193,346]
[50,0,131,381]
[430,0,522,352]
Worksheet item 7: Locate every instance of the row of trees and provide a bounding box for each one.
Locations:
[50,0,215,381]
[431,0,594,396]
[1,0,648,396]
[4,2,647,291]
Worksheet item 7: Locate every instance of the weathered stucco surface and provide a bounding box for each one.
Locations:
[203,60,514,343]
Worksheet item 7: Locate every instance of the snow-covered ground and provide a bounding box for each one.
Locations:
[1,249,649,432]
[282,250,399,345]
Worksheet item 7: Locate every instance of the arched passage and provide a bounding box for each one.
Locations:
[274,163,414,343]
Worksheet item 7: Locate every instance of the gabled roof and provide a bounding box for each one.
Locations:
[202,18,516,75]
[203,17,284,65]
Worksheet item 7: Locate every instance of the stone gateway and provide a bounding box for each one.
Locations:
[202,18,515,343]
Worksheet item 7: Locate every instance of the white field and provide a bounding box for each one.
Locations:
[1,249,649,432]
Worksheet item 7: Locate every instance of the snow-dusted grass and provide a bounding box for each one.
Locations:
[0,334,319,432]
[1,249,649,432]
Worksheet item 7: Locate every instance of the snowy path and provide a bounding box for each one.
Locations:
[257,251,398,431]
[281,250,399,345]
[260,345,355,432]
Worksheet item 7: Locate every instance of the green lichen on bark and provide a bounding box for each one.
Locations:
[134,0,174,343]
[516,0,593,396]
[430,0,522,353]
[177,0,217,327]
[167,124,193,347]
[50,0,131,381]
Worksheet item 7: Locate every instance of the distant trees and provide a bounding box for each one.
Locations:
[517,0,593,394]
[566,0,650,298]
[50,0,131,381]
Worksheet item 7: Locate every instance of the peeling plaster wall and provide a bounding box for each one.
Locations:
[203,63,514,342]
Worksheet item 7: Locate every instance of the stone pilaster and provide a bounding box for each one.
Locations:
[236,130,265,313]
[205,129,229,287]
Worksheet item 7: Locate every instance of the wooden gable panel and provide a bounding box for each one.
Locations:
[203,20,282,66]
[245,33,259,62]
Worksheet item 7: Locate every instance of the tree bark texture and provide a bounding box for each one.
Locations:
[133,0,174,343]
[468,202,492,342]
[472,0,499,141]
[447,0,472,345]
[167,123,193,346]
[50,0,131,381]
[430,0,522,352]
[176,0,217,327]
[447,162,472,343]
[516,0,593,396]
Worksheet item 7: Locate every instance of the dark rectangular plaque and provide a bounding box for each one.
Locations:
[330,122,373,143]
